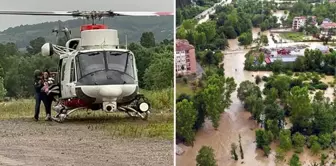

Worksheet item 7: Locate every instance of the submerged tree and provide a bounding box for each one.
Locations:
[231,143,238,160]
[196,146,217,166]
[239,134,244,159]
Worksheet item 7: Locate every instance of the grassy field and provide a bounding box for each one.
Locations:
[176,82,195,97]
[0,89,174,140]
[280,32,305,42]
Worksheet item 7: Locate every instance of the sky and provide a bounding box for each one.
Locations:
[0,0,174,31]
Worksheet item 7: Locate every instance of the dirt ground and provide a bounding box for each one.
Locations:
[0,118,173,166]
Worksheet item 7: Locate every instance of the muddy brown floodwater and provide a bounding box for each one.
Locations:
[176,32,332,165]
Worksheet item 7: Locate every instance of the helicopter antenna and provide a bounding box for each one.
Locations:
[125,35,128,50]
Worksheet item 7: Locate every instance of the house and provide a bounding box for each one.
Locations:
[175,39,197,76]
[292,16,317,30]
[329,0,336,3]
[320,18,336,36]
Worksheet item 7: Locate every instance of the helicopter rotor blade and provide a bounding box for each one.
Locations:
[111,11,174,17]
[0,10,173,17]
[0,10,77,16]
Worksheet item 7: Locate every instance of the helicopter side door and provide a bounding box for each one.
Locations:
[67,58,77,98]
[60,58,69,98]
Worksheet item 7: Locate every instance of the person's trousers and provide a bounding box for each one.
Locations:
[34,92,52,119]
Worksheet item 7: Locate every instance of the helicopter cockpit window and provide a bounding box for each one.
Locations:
[75,51,135,86]
[106,51,134,78]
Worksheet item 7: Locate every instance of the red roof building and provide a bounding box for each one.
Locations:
[175,39,197,76]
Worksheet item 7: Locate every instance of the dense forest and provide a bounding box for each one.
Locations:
[0,16,173,49]
[0,32,173,100]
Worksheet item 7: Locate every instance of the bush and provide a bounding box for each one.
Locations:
[183,77,188,84]
[262,76,269,82]
[286,70,293,76]
[314,83,328,90]
[255,75,262,84]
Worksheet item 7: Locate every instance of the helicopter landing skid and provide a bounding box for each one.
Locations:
[52,107,86,123]
[119,106,150,120]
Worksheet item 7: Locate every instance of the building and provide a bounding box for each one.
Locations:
[320,18,336,36]
[329,0,336,3]
[292,16,317,30]
[175,39,197,76]
[265,56,298,64]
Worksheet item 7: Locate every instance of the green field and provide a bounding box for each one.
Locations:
[176,82,195,97]
[279,32,305,42]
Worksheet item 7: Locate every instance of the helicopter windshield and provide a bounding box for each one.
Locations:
[75,51,135,85]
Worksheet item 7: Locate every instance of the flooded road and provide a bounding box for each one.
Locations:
[176,30,332,165]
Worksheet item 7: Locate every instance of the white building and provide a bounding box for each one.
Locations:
[292,16,317,30]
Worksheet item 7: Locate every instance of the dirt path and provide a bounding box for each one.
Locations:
[0,119,173,166]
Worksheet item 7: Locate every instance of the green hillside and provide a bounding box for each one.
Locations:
[0,16,173,49]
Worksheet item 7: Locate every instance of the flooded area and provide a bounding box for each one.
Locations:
[177,9,336,165]
[176,28,335,165]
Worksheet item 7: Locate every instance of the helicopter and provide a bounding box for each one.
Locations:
[0,10,173,122]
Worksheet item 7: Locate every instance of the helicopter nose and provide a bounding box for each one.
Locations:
[98,86,122,98]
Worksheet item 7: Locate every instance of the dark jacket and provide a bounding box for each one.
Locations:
[34,78,43,93]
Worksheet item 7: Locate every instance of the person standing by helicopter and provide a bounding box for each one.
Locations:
[41,69,54,121]
[34,69,53,121]
[33,69,44,121]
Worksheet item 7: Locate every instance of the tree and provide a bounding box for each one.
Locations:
[0,77,6,100]
[258,53,265,65]
[294,56,306,72]
[271,60,284,73]
[202,74,236,129]
[255,129,272,149]
[255,75,262,84]
[288,86,313,134]
[279,129,292,152]
[311,142,321,155]
[26,37,46,55]
[275,148,285,162]
[237,81,262,102]
[238,31,253,46]
[143,55,173,90]
[196,21,217,42]
[318,133,331,149]
[289,154,301,166]
[231,143,238,160]
[239,134,244,159]
[312,103,335,135]
[176,99,197,145]
[196,146,217,166]
[140,32,155,48]
[260,35,268,45]
[193,92,206,130]
[292,132,306,153]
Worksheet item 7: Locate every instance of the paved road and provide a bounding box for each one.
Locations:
[177,0,232,29]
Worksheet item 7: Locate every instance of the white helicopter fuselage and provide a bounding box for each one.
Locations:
[42,27,145,112]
